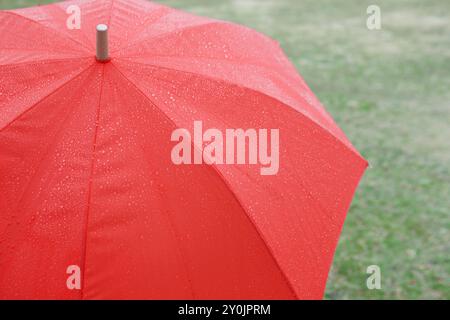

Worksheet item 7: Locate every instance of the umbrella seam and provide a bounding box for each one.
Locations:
[114,59,366,163]
[111,21,222,55]
[126,54,345,151]
[107,65,197,299]
[50,1,96,51]
[113,60,368,297]
[132,72,327,271]
[0,48,84,55]
[110,5,172,53]
[0,64,97,263]
[2,10,92,53]
[110,63,300,299]
[0,56,92,68]
[80,64,106,300]
[148,55,337,129]
[117,54,297,80]
[122,67,334,280]
[149,67,366,274]
[162,205,197,299]
[107,0,115,27]
[0,62,95,133]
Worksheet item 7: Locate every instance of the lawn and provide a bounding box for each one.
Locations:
[1,0,449,299]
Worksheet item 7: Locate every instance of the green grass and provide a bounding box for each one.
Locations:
[1,0,449,299]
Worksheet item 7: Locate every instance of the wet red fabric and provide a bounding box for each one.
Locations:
[0,0,367,299]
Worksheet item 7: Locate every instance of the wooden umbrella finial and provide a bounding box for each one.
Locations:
[96,24,109,62]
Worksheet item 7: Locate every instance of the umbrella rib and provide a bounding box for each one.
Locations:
[125,54,339,133]
[119,54,294,78]
[111,21,221,55]
[0,62,96,133]
[153,68,365,269]
[132,72,328,270]
[51,3,96,51]
[0,56,92,68]
[160,202,197,299]
[107,0,115,26]
[129,75,331,275]
[114,90,197,299]
[110,63,300,299]
[0,48,85,56]
[115,59,364,162]
[1,65,96,235]
[80,64,106,299]
[110,6,172,53]
[2,11,92,53]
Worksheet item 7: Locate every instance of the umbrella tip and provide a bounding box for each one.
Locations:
[96,24,110,63]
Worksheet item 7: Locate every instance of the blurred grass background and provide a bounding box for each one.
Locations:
[0,0,449,299]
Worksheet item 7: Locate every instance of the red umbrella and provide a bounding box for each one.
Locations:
[0,0,367,299]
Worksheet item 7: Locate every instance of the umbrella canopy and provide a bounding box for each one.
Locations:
[0,0,367,299]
